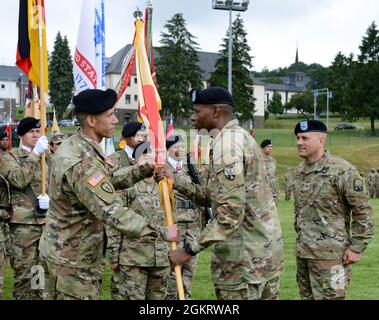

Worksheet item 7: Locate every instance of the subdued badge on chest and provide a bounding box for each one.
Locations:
[354,179,363,192]
[223,166,236,181]
[101,181,114,193]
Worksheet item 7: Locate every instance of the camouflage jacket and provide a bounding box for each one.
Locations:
[107,179,169,267]
[262,155,279,201]
[284,171,293,201]
[0,148,46,225]
[293,151,374,259]
[169,163,201,223]
[40,131,161,268]
[106,149,132,174]
[174,119,284,287]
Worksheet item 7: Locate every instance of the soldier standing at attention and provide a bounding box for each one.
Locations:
[292,120,374,300]
[108,141,172,300]
[112,122,145,168]
[0,117,50,300]
[156,86,284,300]
[165,134,201,300]
[375,168,379,198]
[0,173,10,299]
[367,169,375,198]
[284,167,293,202]
[260,139,279,205]
[0,130,9,156]
[40,89,178,300]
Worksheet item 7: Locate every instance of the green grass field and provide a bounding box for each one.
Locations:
[2,118,379,299]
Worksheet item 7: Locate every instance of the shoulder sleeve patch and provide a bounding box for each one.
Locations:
[87,171,106,187]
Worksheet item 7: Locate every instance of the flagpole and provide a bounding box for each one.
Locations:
[37,0,47,196]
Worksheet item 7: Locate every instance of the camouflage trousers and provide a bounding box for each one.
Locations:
[8,223,49,300]
[166,221,201,300]
[296,257,352,300]
[215,277,280,300]
[47,261,103,300]
[111,265,170,300]
[0,222,6,299]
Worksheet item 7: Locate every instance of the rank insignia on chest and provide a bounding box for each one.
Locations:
[87,171,105,187]
[101,182,113,193]
[223,166,236,180]
[354,179,363,192]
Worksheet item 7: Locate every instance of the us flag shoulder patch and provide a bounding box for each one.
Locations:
[87,171,105,187]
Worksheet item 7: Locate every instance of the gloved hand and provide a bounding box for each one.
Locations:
[37,194,50,210]
[33,136,49,156]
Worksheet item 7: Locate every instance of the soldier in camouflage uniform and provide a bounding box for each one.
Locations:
[0,174,11,299]
[107,142,171,300]
[0,130,9,156]
[0,117,50,300]
[260,139,280,205]
[375,169,379,198]
[367,169,374,198]
[157,87,284,300]
[284,167,293,201]
[292,120,374,300]
[39,89,178,300]
[165,134,202,300]
[46,132,68,169]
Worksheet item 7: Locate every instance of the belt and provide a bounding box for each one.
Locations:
[176,200,196,209]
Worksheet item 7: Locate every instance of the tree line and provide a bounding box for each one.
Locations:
[264,22,379,135]
[48,14,379,134]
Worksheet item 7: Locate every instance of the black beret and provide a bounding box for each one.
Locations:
[190,86,234,107]
[0,129,9,140]
[122,121,142,138]
[294,120,328,135]
[17,117,41,136]
[260,139,272,148]
[132,141,152,159]
[166,134,183,150]
[73,89,117,114]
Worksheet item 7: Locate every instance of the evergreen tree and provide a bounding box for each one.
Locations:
[350,21,379,135]
[267,92,284,115]
[156,13,203,118]
[209,15,255,122]
[328,52,354,117]
[49,32,74,119]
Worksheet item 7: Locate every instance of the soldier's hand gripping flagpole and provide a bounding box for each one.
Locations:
[133,8,185,300]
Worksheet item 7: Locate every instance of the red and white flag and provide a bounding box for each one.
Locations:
[166,114,174,138]
[73,0,105,93]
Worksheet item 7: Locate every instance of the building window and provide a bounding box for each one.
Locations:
[134,95,138,102]
[1,84,5,89]
[134,78,137,84]
[125,94,131,104]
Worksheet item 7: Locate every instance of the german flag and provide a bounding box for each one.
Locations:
[16,0,48,91]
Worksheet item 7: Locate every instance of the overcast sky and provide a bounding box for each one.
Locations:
[1,0,378,71]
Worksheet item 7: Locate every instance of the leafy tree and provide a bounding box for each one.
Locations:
[49,32,74,119]
[284,90,314,115]
[209,15,255,122]
[350,21,379,135]
[156,13,203,118]
[267,92,284,115]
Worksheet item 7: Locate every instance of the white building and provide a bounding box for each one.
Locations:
[0,65,28,121]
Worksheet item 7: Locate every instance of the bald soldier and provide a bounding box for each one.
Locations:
[292,120,374,300]
[156,86,284,300]
[39,89,178,300]
[260,139,279,205]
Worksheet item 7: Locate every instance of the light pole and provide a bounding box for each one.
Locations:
[212,0,250,94]
[312,88,333,129]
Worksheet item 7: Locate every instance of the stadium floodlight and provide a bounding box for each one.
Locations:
[212,0,250,94]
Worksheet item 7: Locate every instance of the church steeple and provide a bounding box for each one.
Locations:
[295,42,299,72]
